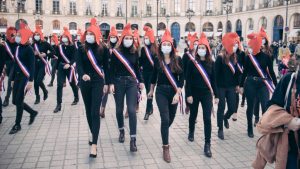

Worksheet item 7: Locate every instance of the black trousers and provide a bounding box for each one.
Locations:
[34,61,47,97]
[0,97,2,116]
[80,79,104,144]
[156,85,178,145]
[143,71,153,113]
[253,98,261,121]
[12,73,36,126]
[113,76,138,136]
[189,87,212,144]
[56,65,79,104]
[50,59,57,84]
[4,61,14,101]
[244,78,269,133]
[101,91,108,108]
[217,87,236,130]
[235,93,239,113]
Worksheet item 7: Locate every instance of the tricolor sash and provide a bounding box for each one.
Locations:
[161,61,184,114]
[59,45,78,85]
[75,41,79,49]
[0,68,5,92]
[248,54,275,93]
[53,55,58,60]
[227,61,236,74]
[144,47,154,66]
[186,52,195,61]
[237,63,243,73]
[4,42,15,60]
[191,60,214,95]
[15,46,30,78]
[34,43,52,76]
[86,49,105,79]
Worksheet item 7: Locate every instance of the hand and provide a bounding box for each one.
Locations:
[39,53,46,57]
[287,118,300,131]
[214,98,219,104]
[171,94,179,105]
[239,87,244,95]
[103,85,108,94]
[11,81,14,88]
[25,82,33,92]
[235,86,240,93]
[148,90,154,99]
[139,83,145,90]
[187,96,193,104]
[63,64,70,69]
[82,74,90,81]
[34,51,39,55]
[109,84,115,94]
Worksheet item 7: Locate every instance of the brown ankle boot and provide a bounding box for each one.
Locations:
[162,145,171,163]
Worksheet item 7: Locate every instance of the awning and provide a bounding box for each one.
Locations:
[184,32,196,37]
[288,29,300,37]
[204,32,214,37]
[215,32,222,36]
[0,28,7,33]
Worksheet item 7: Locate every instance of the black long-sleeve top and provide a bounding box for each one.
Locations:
[12,44,35,81]
[3,40,17,63]
[33,41,54,63]
[240,51,277,87]
[215,55,240,88]
[48,45,59,61]
[109,48,143,84]
[182,51,194,79]
[267,72,300,154]
[76,43,110,84]
[0,45,6,72]
[139,46,156,73]
[151,57,184,88]
[56,44,76,69]
[74,41,82,50]
[186,59,218,98]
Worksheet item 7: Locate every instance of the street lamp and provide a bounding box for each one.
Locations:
[125,0,128,24]
[156,0,159,38]
[222,0,233,32]
[165,14,170,28]
[186,9,195,33]
[284,0,290,44]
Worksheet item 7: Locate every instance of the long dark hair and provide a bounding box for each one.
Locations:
[157,43,182,73]
[194,46,213,65]
[262,40,273,57]
[221,47,237,64]
[116,37,137,54]
[146,41,158,57]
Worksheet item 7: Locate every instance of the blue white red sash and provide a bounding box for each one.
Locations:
[186,52,195,61]
[15,46,30,78]
[75,41,79,49]
[4,42,15,60]
[59,45,78,85]
[248,54,275,93]
[34,43,52,76]
[86,49,104,79]
[227,61,236,74]
[53,55,58,60]
[237,63,243,73]
[161,61,184,114]
[144,47,154,66]
[0,68,5,92]
[191,60,214,95]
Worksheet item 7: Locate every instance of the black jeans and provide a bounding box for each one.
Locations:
[12,73,36,126]
[244,77,269,133]
[80,79,104,144]
[189,87,212,144]
[50,59,57,84]
[113,76,138,136]
[34,61,47,97]
[235,93,239,113]
[217,87,236,130]
[56,65,79,104]
[253,98,261,121]
[156,85,178,145]
[143,71,153,113]
[4,61,14,101]
[101,91,108,108]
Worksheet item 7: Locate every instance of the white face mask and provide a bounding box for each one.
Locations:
[77,35,81,40]
[62,37,68,43]
[262,39,266,46]
[110,37,117,43]
[34,35,40,41]
[161,45,172,54]
[51,42,55,46]
[233,44,239,53]
[248,48,253,55]
[86,35,95,44]
[15,36,21,44]
[144,38,150,46]
[123,39,133,48]
[197,49,206,57]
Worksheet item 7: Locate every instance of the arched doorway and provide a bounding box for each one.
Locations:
[226,21,232,33]
[131,24,138,30]
[15,19,28,30]
[85,22,91,30]
[185,22,195,33]
[202,22,214,38]
[273,15,284,42]
[100,23,110,40]
[171,22,180,44]
[216,22,223,37]
[236,19,242,37]
[52,20,60,34]
[0,17,7,33]
[116,23,124,30]
[259,16,267,29]
[144,23,152,28]
[35,19,43,28]
[246,18,254,35]
[158,22,166,36]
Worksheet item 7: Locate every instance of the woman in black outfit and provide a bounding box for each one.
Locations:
[9,23,38,134]
[239,33,277,138]
[186,33,217,158]
[148,29,184,163]
[77,18,110,158]
[140,26,157,120]
[48,34,59,87]
[215,33,240,140]
[109,24,144,152]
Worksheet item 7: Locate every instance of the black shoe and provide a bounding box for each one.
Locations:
[188,132,194,142]
[0,115,2,124]
[254,119,259,127]
[53,104,61,113]
[29,111,38,125]
[43,91,48,101]
[88,141,92,146]
[71,98,79,105]
[130,138,137,152]
[241,102,245,107]
[47,83,53,87]
[144,113,150,120]
[89,147,97,158]
[218,129,224,140]
[9,125,21,134]
[34,96,40,105]
[248,131,254,138]
[224,118,229,129]
[204,143,212,158]
[149,108,153,115]
[2,99,9,107]
[119,129,125,143]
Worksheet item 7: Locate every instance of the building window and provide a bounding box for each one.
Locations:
[86,0,92,15]
[101,0,108,16]
[53,0,60,14]
[0,18,7,28]
[0,0,7,12]
[146,2,152,17]
[248,18,254,30]
[52,20,60,30]
[116,23,124,30]
[69,0,76,15]
[69,22,77,30]
[35,0,42,14]
[116,1,123,17]
[206,0,213,11]
[261,17,267,29]
[187,0,195,11]
[35,19,43,28]
[174,0,180,15]
[17,0,26,13]
[294,13,300,28]
[131,0,138,17]
[239,0,243,8]
[160,0,166,16]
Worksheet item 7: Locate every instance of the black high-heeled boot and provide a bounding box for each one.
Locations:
[130,137,137,152]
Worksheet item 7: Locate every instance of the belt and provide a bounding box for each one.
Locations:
[249,76,267,81]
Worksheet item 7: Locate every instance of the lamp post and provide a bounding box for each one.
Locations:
[156,0,159,38]
[185,9,195,33]
[125,0,128,24]
[222,0,233,33]
[284,0,290,44]
[165,14,170,28]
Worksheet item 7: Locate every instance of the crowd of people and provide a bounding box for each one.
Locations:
[0,18,300,167]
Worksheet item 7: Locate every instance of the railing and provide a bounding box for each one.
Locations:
[33,10,44,15]
[246,5,255,11]
[52,11,61,15]
[273,1,284,7]
[68,11,77,15]
[235,7,243,12]
[259,3,269,9]
[0,8,8,13]
[15,9,26,13]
